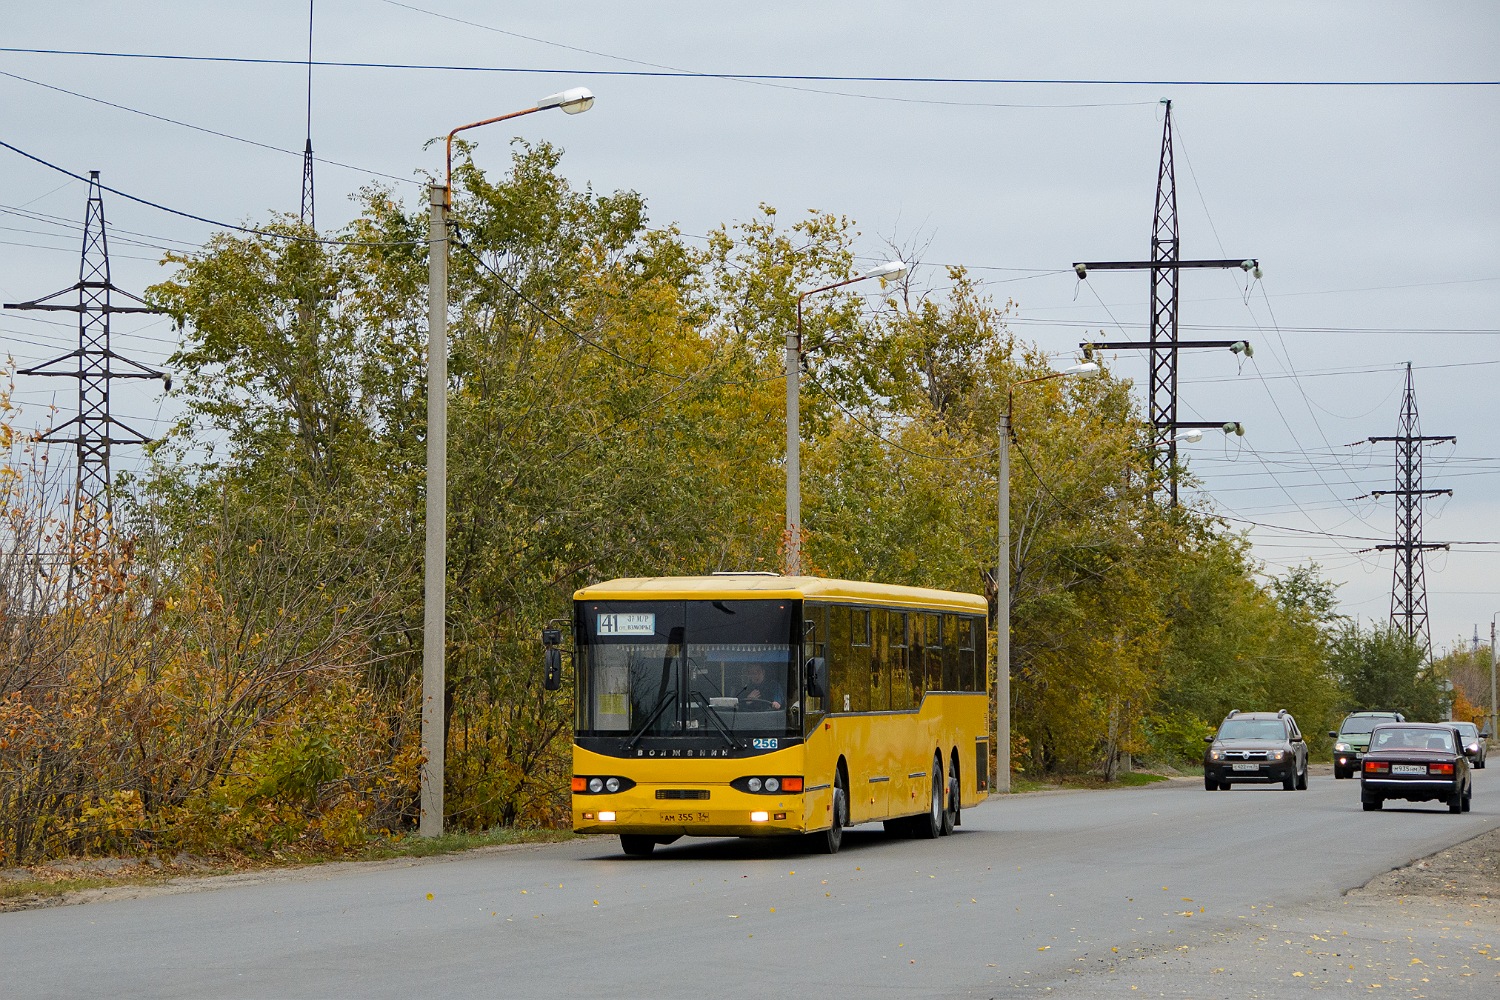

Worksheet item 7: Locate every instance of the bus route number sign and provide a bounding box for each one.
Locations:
[597,613,656,636]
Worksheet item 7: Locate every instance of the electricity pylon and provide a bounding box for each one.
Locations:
[4,172,169,539]
[1074,99,1255,506]
[1370,362,1453,656]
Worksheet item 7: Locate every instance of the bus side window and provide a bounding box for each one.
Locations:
[894,611,917,706]
[849,607,871,712]
[829,606,853,713]
[957,616,978,692]
[870,609,890,712]
[884,609,914,710]
[803,603,827,728]
[922,613,943,691]
[942,614,961,690]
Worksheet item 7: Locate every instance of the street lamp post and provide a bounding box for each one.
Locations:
[422,87,594,839]
[993,362,1101,793]
[786,261,906,575]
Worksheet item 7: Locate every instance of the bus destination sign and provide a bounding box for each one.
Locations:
[597,612,656,636]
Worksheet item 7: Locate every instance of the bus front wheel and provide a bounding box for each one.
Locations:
[817,772,848,854]
[620,834,656,857]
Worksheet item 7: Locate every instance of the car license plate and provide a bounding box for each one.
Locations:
[1231,763,1260,772]
[1391,764,1426,775]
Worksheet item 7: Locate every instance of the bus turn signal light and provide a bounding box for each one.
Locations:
[782,777,804,792]
[571,777,586,792]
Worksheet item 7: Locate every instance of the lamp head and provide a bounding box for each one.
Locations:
[538,87,595,114]
[1230,340,1254,358]
[1059,361,1102,378]
[1223,421,1246,437]
[861,260,908,282]
[1177,429,1204,444]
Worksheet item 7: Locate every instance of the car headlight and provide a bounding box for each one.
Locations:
[1273,750,1285,761]
[1209,750,1221,761]
[1335,742,1350,752]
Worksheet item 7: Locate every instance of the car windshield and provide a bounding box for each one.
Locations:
[1338,717,1388,735]
[1453,722,1479,739]
[1370,727,1456,752]
[1217,719,1286,741]
[577,599,798,737]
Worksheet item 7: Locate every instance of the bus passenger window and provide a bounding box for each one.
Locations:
[942,614,961,690]
[921,614,943,691]
[957,616,978,692]
[870,610,890,712]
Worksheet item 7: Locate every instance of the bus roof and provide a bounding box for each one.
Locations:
[573,574,987,614]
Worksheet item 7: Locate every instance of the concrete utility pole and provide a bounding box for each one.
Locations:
[421,181,448,839]
[785,262,905,575]
[420,88,594,838]
[1490,617,1498,740]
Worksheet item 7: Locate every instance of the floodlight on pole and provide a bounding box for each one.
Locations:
[785,260,907,575]
[423,88,594,839]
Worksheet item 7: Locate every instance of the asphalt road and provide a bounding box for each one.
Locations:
[4,766,1497,999]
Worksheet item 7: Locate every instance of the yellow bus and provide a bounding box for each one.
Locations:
[544,573,990,856]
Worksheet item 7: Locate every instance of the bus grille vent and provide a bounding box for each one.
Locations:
[656,789,710,800]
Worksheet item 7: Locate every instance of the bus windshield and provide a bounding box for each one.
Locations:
[577,599,798,738]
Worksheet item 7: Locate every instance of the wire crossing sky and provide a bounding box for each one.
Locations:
[2,0,1497,647]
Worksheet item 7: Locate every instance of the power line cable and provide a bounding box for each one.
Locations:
[0,138,421,248]
[0,69,417,186]
[2,47,1495,86]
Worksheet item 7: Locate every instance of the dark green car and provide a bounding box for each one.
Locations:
[1329,711,1404,779]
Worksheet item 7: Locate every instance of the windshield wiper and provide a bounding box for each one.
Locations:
[626,691,678,749]
[691,692,739,751]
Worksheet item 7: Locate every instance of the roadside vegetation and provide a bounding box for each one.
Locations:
[0,145,1452,867]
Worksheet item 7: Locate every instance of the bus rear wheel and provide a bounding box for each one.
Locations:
[941,755,959,835]
[619,834,656,857]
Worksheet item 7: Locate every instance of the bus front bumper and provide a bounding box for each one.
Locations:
[574,790,810,838]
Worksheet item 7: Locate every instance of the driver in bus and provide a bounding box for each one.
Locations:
[737,663,784,710]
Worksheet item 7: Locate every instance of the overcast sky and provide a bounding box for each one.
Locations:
[2,1,1497,651]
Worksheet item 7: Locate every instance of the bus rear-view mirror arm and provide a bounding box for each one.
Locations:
[542,623,570,692]
[806,657,828,699]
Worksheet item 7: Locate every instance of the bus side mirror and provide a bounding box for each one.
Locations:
[806,657,828,699]
[542,627,565,692]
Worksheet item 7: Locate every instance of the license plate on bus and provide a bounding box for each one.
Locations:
[659,812,709,823]
[1231,763,1260,772]
[1391,764,1426,775]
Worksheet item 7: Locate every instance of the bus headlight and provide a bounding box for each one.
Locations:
[605,777,621,792]
[748,778,763,792]
[750,811,769,822]
[589,777,604,793]
[764,777,780,792]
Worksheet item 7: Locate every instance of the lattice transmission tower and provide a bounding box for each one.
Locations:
[1369,362,1453,655]
[1073,99,1256,506]
[299,0,317,227]
[3,172,169,539]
